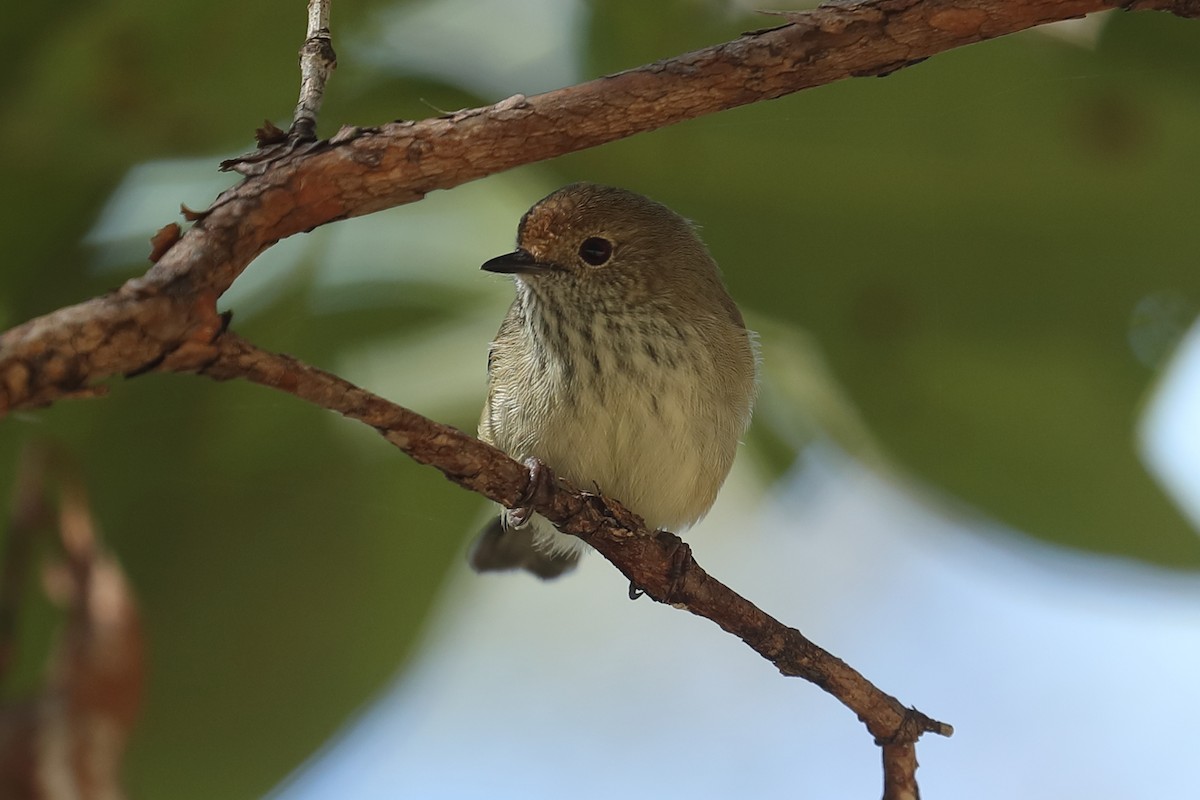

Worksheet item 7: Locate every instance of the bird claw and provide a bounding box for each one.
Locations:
[504,457,555,530]
[504,505,533,530]
[664,537,692,604]
[628,537,692,603]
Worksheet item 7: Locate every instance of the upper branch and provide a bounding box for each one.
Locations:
[0,0,1196,416]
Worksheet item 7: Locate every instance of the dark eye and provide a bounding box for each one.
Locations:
[578,237,613,266]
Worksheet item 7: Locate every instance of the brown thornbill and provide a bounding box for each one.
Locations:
[471,183,757,578]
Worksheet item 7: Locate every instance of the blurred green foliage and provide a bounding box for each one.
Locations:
[2,1,1199,797]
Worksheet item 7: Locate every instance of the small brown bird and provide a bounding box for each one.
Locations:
[471,183,757,578]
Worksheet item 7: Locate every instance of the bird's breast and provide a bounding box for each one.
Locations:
[486,302,753,531]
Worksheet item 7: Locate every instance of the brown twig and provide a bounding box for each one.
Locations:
[220,0,336,171]
[881,742,921,800]
[198,332,953,738]
[292,0,336,143]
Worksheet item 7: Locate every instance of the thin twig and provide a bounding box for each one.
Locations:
[882,743,921,800]
[291,0,335,142]
[198,332,954,747]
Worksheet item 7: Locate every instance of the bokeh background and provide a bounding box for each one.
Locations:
[2,1,1199,798]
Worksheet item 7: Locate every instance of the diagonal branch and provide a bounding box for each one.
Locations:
[197,330,954,746]
[199,327,950,790]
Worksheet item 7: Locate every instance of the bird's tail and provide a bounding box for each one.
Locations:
[468,516,580,579]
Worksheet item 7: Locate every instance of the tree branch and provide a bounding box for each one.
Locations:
[291,0,336,142]
[197,331,954,745]
[196,323,955,794]
[1,0,1197,415]
[881,743,921,800]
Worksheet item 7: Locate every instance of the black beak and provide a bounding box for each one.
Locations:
[481,249,555,275]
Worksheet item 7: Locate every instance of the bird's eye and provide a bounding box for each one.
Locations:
[578,237,613,266]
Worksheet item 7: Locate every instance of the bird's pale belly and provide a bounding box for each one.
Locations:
[496,372,734,556]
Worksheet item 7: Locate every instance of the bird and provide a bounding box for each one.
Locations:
[470,183,757,578]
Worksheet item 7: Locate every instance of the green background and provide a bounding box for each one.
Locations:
[2,2,1198,797]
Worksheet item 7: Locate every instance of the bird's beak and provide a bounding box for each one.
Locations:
[480,249,555,275]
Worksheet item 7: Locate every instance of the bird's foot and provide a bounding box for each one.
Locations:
[664,536,693,605]
[504,457,555,530]
[627,535,692,603]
